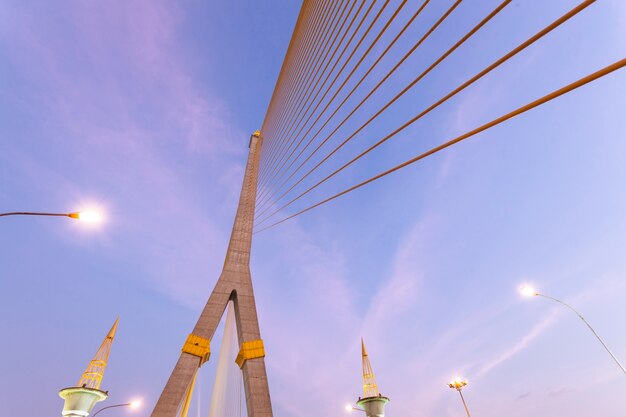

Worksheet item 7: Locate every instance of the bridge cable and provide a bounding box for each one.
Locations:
[259,0,335,175]
[255,57,626,233]
[258,0,405,194]
[261,0,334,174]
[258,0,365,190]
[260,0,355,185]
[255,0,598,226]
[256,0,463,215]
[260,0,397,186]
[258,0,431,205]
[257,0,379,199]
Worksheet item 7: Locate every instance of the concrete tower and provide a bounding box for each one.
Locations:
[59,318,119,417]
[150,131,272,417]
[356,338,389,417]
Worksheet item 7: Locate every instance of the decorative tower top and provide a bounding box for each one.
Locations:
[361,338,379,398]
[355,338,389,417]
[59,317,119,417]
[77,317,119,389]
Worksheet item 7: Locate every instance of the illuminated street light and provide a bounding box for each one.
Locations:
[0,210,102,222]
[448,377,471,417]
[345,403,365,413]
[519,285,626,376]
[91,400,141,417]
[519,285,539,297]
[68,210,102,222]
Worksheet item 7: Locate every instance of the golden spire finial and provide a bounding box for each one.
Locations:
[361,337,379,398]
[76,317,119,390]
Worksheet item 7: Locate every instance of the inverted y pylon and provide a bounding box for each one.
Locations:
[151,131,272,417]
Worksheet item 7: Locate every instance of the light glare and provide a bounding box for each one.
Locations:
[129,400,141,409]
[448,376,468,389]
[77,210,102,223]
[520,285,538,297]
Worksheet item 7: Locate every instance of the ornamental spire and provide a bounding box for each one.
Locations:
[76,317,119,390]
[361,338,379,398]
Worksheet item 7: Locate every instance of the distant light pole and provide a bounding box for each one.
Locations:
[520,285,626,376]
[91,400,141,417]
[448,377,471,417]
[0,210,102,222]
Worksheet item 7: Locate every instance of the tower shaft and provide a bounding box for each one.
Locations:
[151,132,272,417]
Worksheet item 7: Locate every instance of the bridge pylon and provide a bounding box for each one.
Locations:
[150,131,273,417]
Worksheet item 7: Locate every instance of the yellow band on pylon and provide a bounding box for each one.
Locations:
[235,339,265,368]
[182,334,211,364]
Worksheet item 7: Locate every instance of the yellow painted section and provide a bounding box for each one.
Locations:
[182,334,211,363]
[235,339,265,368]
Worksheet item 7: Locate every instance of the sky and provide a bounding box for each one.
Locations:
[1,1,625,417]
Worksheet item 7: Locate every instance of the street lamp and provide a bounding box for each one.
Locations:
[519,285,626,376]
[448,377,471,417]
[91,400,141,417]
[345,403,365,413]
[0,210,102,222]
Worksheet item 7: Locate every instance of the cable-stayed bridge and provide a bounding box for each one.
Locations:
[149,1,625,416]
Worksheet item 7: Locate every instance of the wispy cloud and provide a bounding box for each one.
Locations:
[474,308,560,378]
[254,212,436,415]
[0,0,247,308]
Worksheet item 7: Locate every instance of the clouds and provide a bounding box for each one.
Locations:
[474,307,560,378]
[360,216,429,344]
[0,0,248,308]
[1,2,625,417]
[251,210,437,416]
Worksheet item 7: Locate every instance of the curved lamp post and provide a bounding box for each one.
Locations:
[0,210,101,222]
[91,400,141,417]
[520,285,626,376]
[448,377,471,417]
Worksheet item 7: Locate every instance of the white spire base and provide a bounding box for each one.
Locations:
[59,387,108,417]
[356,395,390,417]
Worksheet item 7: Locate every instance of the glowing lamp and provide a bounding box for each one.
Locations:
[69,210,102,223]
[520,285,539,297]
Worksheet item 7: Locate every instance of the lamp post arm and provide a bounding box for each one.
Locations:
[91,403,131,417]
[0,211,70,218]
[538,293,626,375]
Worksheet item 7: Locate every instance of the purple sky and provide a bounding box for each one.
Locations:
[1,1,626,417]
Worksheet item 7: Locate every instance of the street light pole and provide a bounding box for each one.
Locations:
[448,377,471,417]
[520,286,626,376]
[457,389,471,417]
[1,210,101,222]
[91,401,140,417]
[1,211,71,218]
[345,404,366,413]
